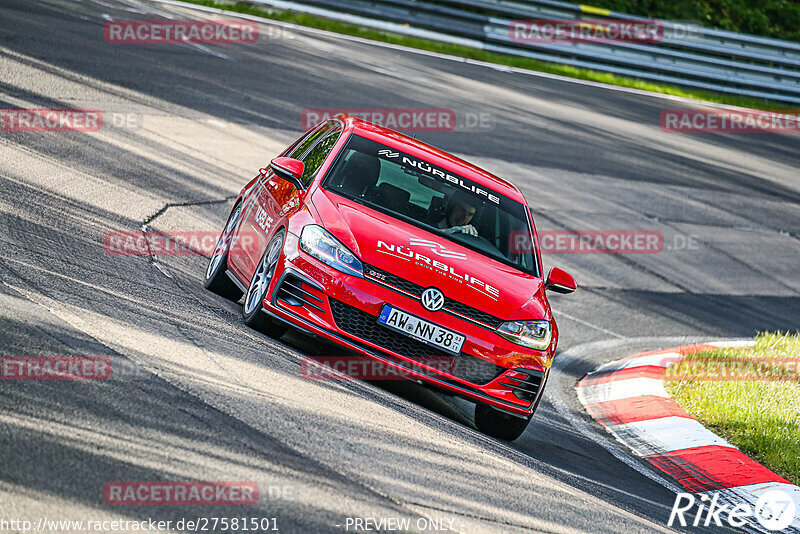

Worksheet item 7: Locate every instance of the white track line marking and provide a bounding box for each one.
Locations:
[552,309,627,339]
[598,352,683,371]
[608,416,736,456]
[181,41,231,60]
[577,377,669,404]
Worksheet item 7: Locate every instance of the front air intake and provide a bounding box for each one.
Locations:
[275,274,325,313]
[500,369,546,404]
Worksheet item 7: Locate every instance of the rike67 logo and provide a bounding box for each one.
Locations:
[669,489,797,531]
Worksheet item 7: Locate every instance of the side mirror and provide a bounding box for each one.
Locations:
[545,267,578,294]
[263,157,305,190]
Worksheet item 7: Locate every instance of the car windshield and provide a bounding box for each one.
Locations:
[322,134,539,276]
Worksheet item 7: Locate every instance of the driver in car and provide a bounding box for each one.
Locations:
[438,192,479,236]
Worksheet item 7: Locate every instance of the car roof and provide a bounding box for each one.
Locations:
[335,114,527,205]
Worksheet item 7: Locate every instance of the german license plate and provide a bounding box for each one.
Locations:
[377,305,465,356]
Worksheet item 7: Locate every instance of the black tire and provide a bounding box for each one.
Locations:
[204,202,244,301]
[475,373,548,440]
[474,404,532,441]
[242,229,288,339]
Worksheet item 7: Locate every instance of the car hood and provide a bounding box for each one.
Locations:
[311,189,548,321]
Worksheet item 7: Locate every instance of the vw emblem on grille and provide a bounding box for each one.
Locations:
[421,288,445,312]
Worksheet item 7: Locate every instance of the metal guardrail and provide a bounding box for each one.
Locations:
[248,0,800,104]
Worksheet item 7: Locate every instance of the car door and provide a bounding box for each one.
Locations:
[230,120,343,281]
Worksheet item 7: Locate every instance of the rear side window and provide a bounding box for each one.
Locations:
[287,120,343,187]
[300,128,343,186]
[287,125,326,160]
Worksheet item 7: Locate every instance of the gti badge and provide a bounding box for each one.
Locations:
[421,287,445,312]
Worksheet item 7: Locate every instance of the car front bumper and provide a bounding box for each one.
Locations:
[260,236,552,417]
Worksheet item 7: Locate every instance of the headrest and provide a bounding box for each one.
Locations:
[341,152,380,195]
[375,182,411,207]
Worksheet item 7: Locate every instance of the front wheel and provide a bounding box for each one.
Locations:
[474,404,532,441]
[204,203,244,301]
[242,229,287,339]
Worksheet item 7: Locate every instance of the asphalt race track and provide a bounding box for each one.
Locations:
[0,1,798,532]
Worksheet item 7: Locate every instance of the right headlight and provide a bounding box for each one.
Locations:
[299,225,363,278]
[496,320,552,350]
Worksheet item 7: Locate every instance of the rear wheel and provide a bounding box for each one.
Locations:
[474,404,532,441]
[204,203,244,301]
[242,229,287,339]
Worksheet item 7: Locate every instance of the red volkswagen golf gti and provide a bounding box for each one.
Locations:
[204,115,577,440]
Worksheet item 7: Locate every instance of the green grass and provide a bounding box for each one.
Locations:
[665,332,800,485]
[176,0,786,110]
[594,0,800,44]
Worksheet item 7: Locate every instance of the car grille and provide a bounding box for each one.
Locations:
[362,263,505,329]
[328,298,506,385]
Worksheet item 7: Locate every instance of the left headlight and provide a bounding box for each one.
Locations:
[299,225,363,278]
[496,320,552,350]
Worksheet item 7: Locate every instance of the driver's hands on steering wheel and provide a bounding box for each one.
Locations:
[442,224,478,236]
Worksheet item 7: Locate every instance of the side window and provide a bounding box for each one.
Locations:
[300,128,342,186]
[283,120,343,187]
[287,119,338,161]
[288,127,326,161]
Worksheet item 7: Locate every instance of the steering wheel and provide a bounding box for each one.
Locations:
[449,231,502,257]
